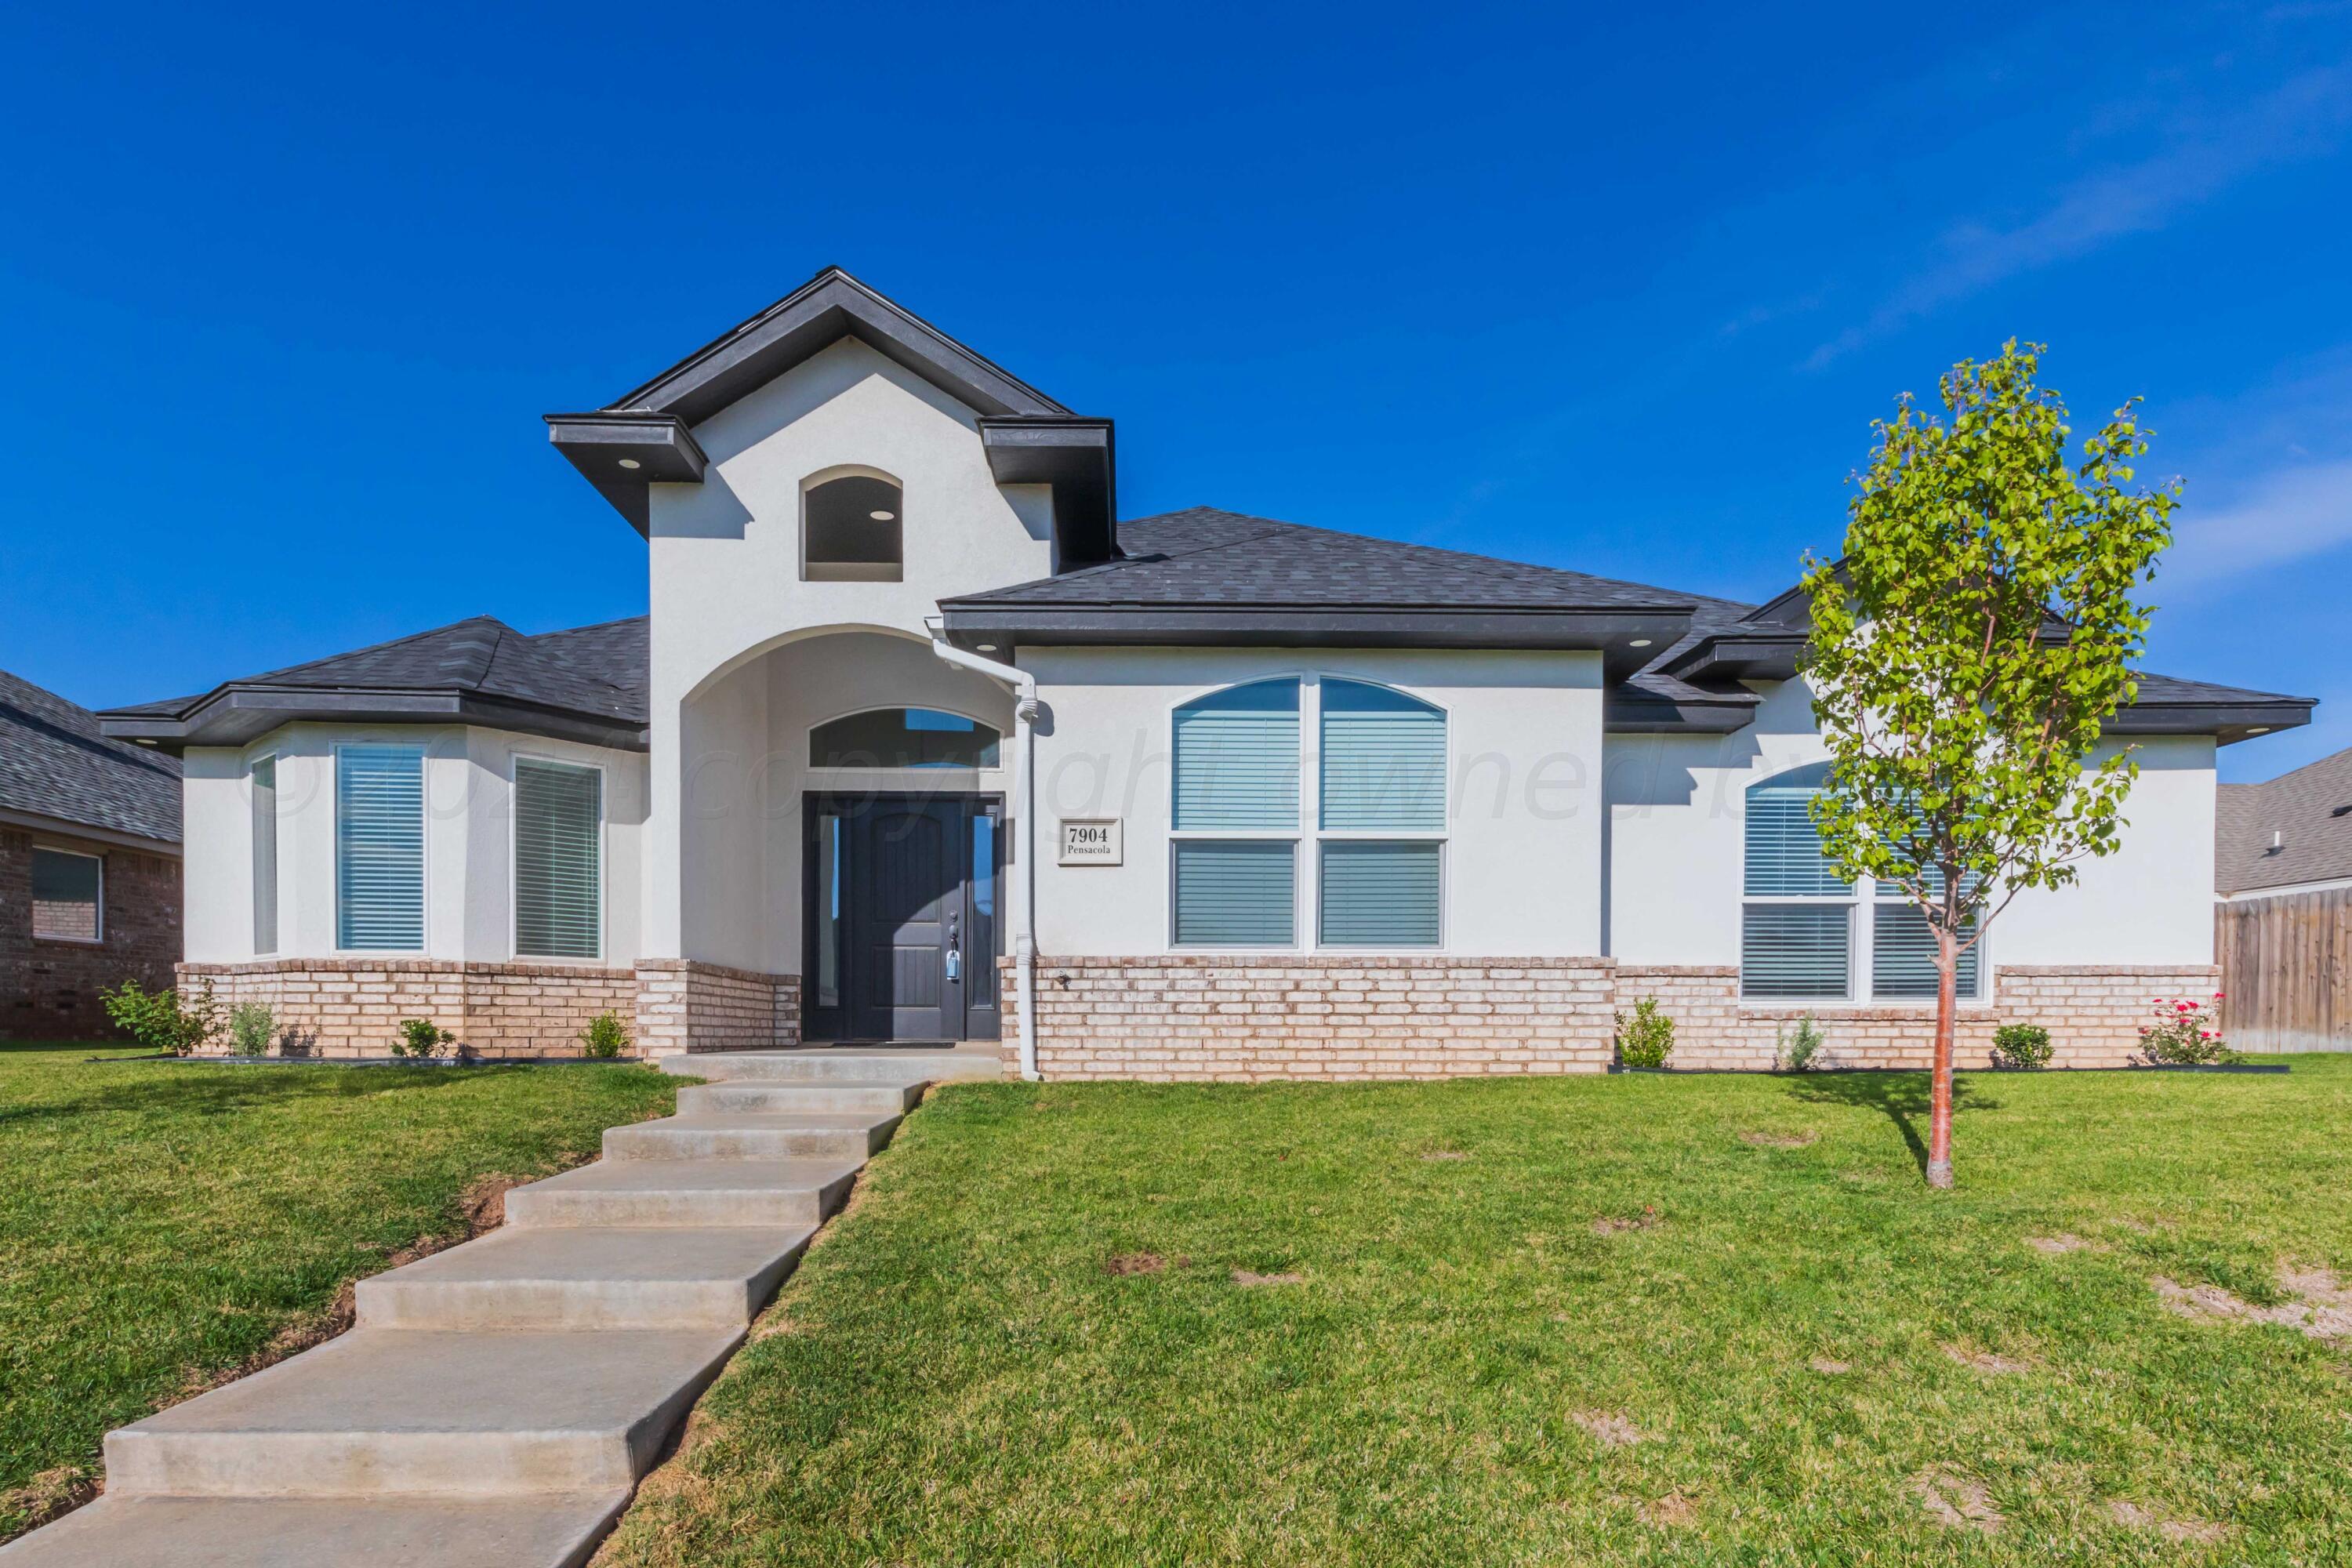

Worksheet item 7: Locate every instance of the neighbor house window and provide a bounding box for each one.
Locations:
[251,754,278,953]
[514,757,602,960]
[1169,676,1449,949]
[31,848,101,942]
[1740,764,1984,1000]
[811,708,1001,769]
[1171,679,1300,946]
[802,471,903,581]
[336,745,424,951]
[1318,679,1445,946]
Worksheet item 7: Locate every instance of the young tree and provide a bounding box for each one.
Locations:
[1802,341,2175,1188]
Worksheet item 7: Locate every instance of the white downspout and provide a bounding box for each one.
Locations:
[927,620,1040,1082]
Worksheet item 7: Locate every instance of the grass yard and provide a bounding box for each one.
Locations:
[605,1057,2352,1566]
[0,1041,679,1540]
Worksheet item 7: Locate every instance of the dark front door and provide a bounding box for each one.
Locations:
[804,794,1002,1044]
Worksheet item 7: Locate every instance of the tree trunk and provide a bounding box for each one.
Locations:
[1926,920,1958,1189]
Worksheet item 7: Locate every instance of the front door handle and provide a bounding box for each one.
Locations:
[946,946,962,983]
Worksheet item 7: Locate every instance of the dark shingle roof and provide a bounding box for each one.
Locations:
[100,617,651,753]
[0,670,182,844]
[952,507,1697,612]
[2216,746,2352,895]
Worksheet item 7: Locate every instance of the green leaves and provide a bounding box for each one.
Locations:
[1803,340,2175,938]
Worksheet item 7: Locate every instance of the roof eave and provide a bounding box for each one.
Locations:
[938,603,1693,675]
[98,686,650,755]
[977,416,1119,569]
[2110,697,2316,746]
[543,413,710,539]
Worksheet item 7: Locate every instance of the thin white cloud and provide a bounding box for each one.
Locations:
[2163,457,2352,588]
[1806,64,2352,369]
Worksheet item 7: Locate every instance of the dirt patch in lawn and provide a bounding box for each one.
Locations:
[2109,1499,2226,1544]
[1231,1269,1305,1288]
[2027,1233,2096,1254]
[2154,1263,2352,1344]
[1592,1207,1661,1236]
[1809,1356,1853,1374]
[1421,1150,1470,1162]
[1943,1345,2034,1375]
[1572,1410,1646,1447]
[0,1468,99,1544]
[1911,1468,2003,1535]
[1106,1252,1177,1276]
[1740,1130,1817,1149]
[1639,1491,1697,1526]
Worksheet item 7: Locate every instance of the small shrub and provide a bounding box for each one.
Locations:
[1613,997,1675,1069]
[228,1001,277,1057]
[1776,1014,1826,1073]
[392,1018,456,1059]
[578,1011,631,1060]
[2138,994,2242,1065]
[100,978,223,1056]
[1990,1023,2053,1070]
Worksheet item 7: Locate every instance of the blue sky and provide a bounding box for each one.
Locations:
[4,2,2348,782]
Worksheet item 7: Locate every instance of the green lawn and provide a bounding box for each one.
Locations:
[0,1041,679,1539]
[604,1058,2352,1566]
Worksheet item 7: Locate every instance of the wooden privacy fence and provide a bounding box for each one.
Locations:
[2215,887,2352,1053]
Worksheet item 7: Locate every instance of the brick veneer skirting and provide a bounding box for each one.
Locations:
[632,960,802,1056]
[999,955,1620,1080]
[179,959,639,1059]
[1613,964,2224,1071]
[996,956,2222,1079]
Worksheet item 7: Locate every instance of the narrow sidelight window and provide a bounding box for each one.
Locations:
[251,755,278,953]
[336,745,424,951]
[514,758,602,960]
[31,848,101,942]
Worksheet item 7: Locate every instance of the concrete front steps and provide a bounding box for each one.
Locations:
[0,1046,1000,1567]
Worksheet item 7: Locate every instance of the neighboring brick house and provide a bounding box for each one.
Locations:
[2,670,183,1039]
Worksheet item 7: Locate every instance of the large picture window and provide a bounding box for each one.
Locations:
[1170,676,1446,949]
[1739,764,1984,1001]
[514,757,603,960]
[336,745,425,951]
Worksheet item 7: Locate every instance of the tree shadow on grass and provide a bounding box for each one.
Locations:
[1782,1073,2002,1176]
[66,1064,498,1120]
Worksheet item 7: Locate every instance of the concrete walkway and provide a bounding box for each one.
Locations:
[1,1048,1000,1567]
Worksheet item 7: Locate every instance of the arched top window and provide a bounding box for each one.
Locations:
[1744,762,1847,897]
[1167,676,1446,951]
[803,470,902,582]
[811,708,1000,769]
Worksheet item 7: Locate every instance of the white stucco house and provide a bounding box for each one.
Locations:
[100,269,2314,1076]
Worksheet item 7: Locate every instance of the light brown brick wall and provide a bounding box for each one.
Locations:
[632,959,801,1056]
[999,955,1618,1080]
[180,959,637,1059]
[1613,964,2223,1070]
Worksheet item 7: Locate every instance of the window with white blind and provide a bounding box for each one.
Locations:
[1318,679,1445,946]
[31,848,102,942]
[1171,680,1299,946]
[1740,765,1987,1000]
[251,755,278,954]
[1169,676,1446,949]
[336,745,424,951]
[514,757,603,960]
[1741,764,1851,998]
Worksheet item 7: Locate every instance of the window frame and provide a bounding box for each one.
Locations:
[807,706,1004,771]
[250,751,279,956]
[508,750,608,964]
[1737,765,1988,1004]
[1166,672,1449,953]
[333,741,428,955]
[29,844,104,946]
[799,465,906,583]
